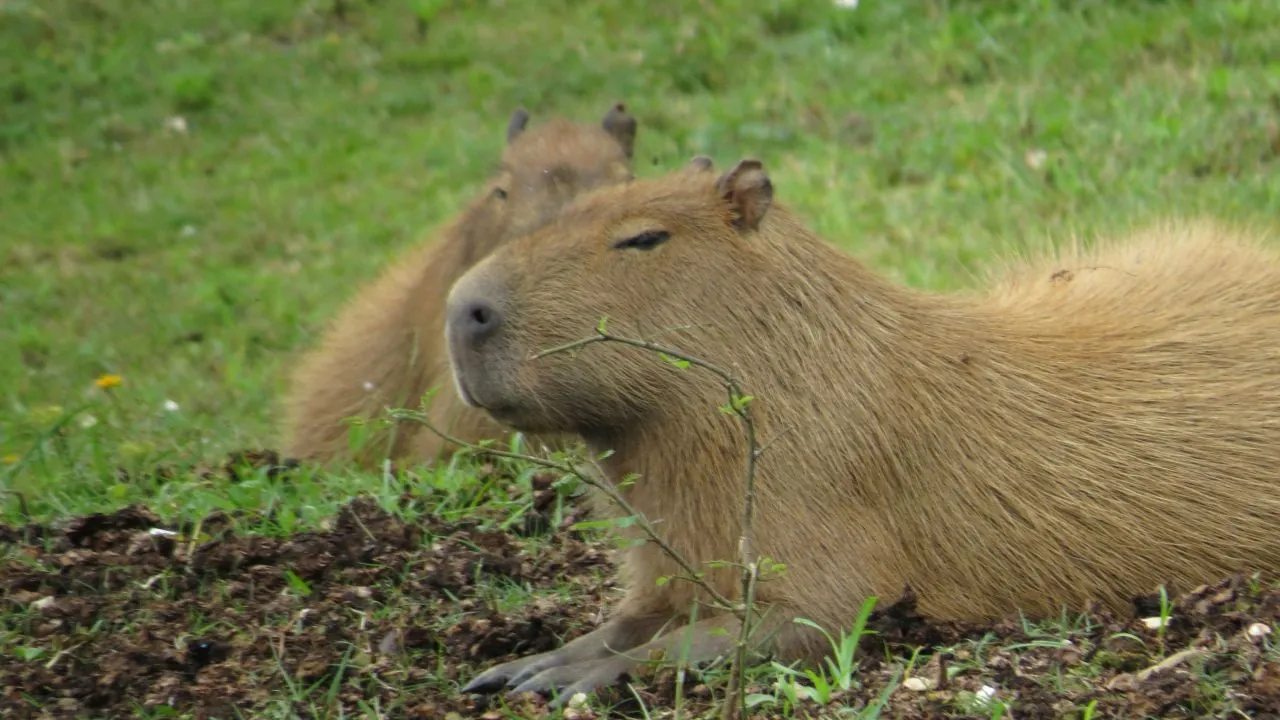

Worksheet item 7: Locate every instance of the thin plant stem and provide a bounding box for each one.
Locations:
[535,326,766,720]
[402,322,775,720]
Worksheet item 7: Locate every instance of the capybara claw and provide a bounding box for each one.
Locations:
[508,658,633,707]
[459,668,509,695]
[461,650,566,695]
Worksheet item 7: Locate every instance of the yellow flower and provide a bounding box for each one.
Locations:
[95,373,123,389]
[1,454,18,464]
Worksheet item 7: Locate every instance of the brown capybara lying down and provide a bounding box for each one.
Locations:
[280,104,638,469]
[444,155,1280,700]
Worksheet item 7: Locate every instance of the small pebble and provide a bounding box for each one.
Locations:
[903,676,931,692]
[1141,616,1170,630]
[377,630,401,656]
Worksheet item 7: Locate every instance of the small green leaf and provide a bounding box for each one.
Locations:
[283,569,312,597]
[15,646,45,661]
[569,519,616,531]
[277,506,297,534]
[658,352,690,369]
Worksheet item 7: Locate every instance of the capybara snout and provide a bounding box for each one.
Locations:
[444,269,513,416]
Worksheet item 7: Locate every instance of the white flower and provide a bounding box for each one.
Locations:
[163,399,180,412]
[78,414,98,429]
[834,0,859,7]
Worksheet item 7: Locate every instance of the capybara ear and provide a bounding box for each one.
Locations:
[602,102,638,159]
[506,108,531,144]
[715,158,773,232]
[686,155,715,173]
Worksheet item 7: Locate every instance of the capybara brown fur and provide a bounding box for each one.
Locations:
[445,156,1280,699]
[279,103,639,468]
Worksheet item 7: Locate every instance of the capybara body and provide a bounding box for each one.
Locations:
[280,104,638,467]
[446,157,1280,698]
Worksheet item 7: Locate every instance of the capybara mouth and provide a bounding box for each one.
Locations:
[447,363,482,410]
[455,381,478,408]
[472,396,520,423]
[449,365,516,420]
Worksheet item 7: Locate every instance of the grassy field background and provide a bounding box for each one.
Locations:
[2,0,1280,717]
[3,0,1279,521]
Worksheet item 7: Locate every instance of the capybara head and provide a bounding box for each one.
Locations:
[455,103,639,267]
[445,156,788,435]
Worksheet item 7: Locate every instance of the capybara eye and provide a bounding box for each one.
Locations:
[611,230,670,251]
[492,187,508,200]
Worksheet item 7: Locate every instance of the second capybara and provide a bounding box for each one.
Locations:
[445,156,1280,699]
[280,103,638,468]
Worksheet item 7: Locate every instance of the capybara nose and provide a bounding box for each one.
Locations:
[453,298,503,344]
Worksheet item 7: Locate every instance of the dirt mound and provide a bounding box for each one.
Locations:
[2,452,1277,718]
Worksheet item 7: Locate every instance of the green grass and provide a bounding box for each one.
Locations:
[2,1,1279,715]
[4,0,1279,519]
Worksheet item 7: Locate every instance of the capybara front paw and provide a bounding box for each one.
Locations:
[508,657,635,707]
[460,650,568,695]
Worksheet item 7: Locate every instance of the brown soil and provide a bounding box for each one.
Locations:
[2,451,1278,719]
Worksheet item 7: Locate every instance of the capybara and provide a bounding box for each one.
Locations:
[445,156,1280,699]
[280,103,639,468]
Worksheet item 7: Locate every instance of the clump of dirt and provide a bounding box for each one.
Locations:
[2,451,1278,719]
[1,455,614,719]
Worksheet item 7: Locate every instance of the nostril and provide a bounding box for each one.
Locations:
[459,299,501,339]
